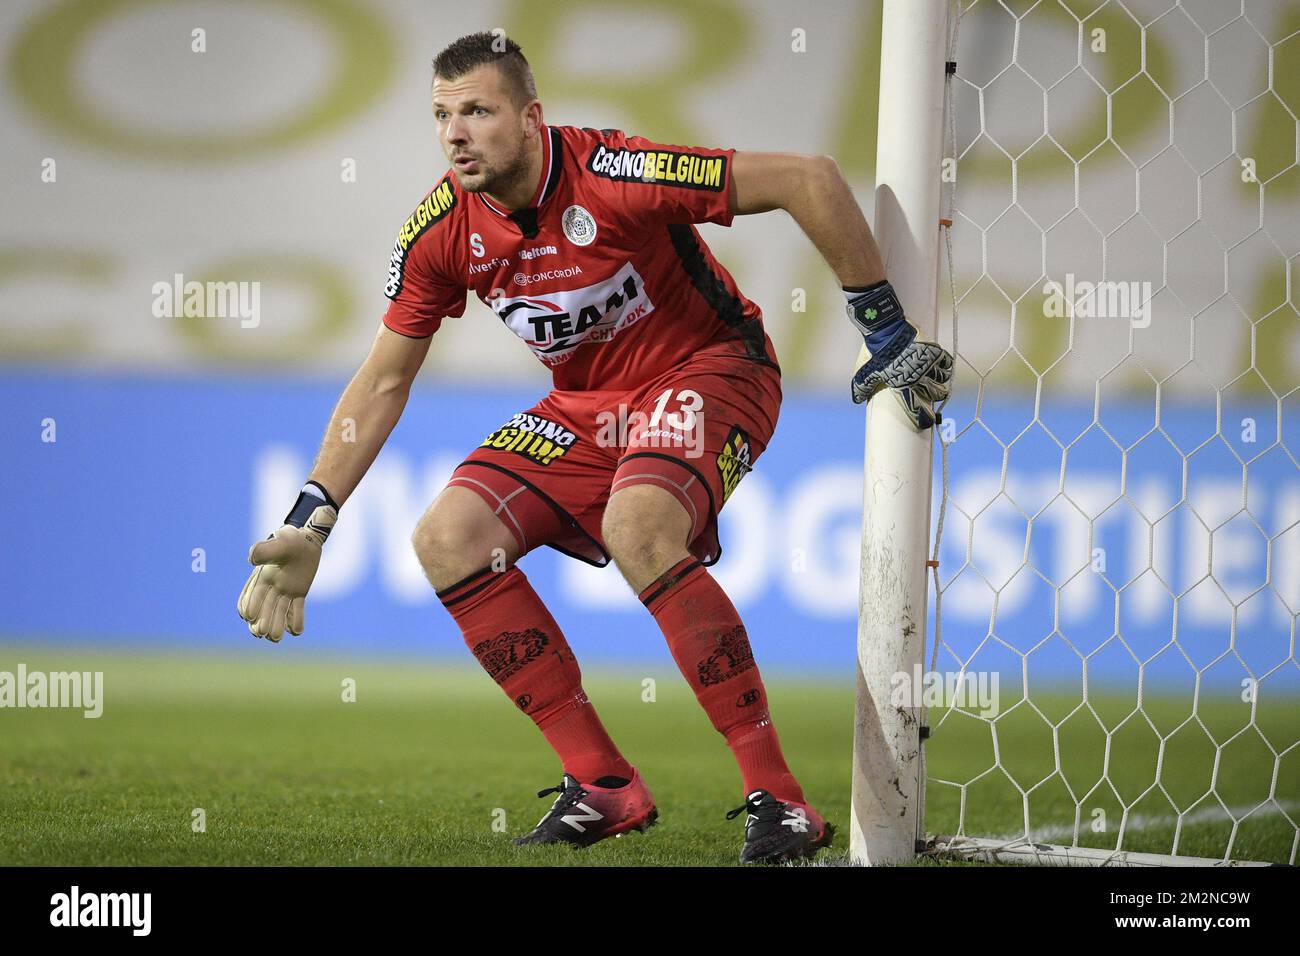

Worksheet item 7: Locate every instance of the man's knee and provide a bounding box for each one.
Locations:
[602,484,694,588]
[412,486,520,591]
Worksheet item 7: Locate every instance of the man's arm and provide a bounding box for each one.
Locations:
[728,151,886,288]
[307,325,432,504]
[236,324,431,642]
[728,150,952,427]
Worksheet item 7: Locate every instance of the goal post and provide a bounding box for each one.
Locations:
[850,0,951,866]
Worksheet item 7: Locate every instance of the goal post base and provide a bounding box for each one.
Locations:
[924,835,1283,868]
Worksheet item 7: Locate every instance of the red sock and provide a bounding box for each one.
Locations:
[438,566,633,785]
[639,557,805,803]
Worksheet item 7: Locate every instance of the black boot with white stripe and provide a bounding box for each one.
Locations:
[512,770,658,848]
[726,789,835,864]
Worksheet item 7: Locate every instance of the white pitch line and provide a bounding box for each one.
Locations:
[989,799,1300,845]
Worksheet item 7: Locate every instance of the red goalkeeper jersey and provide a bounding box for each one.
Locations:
[381,124,778,392]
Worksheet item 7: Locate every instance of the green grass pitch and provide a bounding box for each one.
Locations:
[1,646,1295,866]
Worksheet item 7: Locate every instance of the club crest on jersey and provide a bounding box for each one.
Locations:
[716,426,752,503]
[385,178,456,299]
[492,261,655,366]
[562,205,597,247]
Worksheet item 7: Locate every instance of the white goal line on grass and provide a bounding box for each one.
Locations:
[984,797,1300,846]
[929,799,1300,867]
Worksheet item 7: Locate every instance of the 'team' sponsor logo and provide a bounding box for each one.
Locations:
[492,261,654,366]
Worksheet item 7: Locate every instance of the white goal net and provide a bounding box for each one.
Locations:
[923,0,1299,865]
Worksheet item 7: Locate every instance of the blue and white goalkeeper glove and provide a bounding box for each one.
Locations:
[846,280,953,429]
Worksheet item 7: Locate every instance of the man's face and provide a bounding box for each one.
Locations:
[433,64,533,194]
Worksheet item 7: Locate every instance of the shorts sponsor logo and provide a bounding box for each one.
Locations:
[482,412,579,466]
[716,426,752,503]
[562,204,597,246]
[492,261,655,366]
[587,144,727,191]
[697,625,756,687]
[385,178,456,298]
[472,628,550,683]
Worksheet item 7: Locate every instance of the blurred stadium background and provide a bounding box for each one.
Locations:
[0,0,1296,863]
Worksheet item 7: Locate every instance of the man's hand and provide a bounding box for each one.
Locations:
[232,325,426,643]
[728,154,954,427]
[852,338,953,429]
[236,504,336,642]
[846,281,953,430]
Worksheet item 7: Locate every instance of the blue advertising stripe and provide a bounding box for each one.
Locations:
[0,369,1295,688]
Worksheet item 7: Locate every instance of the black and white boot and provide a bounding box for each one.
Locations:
[726,789,835,864]
[512,771,658,848]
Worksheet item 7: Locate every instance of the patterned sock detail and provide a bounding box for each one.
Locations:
[439,565,632,783]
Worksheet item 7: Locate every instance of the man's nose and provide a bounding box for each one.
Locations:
[445,116,469,145]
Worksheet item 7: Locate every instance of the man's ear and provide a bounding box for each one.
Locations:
[522,100,544,137]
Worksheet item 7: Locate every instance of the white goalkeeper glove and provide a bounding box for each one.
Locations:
[846,280,953,430]
[236,482,338,642]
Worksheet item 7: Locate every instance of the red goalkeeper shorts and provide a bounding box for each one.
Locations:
[447,344,782,567]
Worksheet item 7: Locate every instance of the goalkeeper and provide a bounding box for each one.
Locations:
[237,31,952,865]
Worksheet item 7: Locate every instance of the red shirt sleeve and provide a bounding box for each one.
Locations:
[381,178,466,337]
[583,129,735,228]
